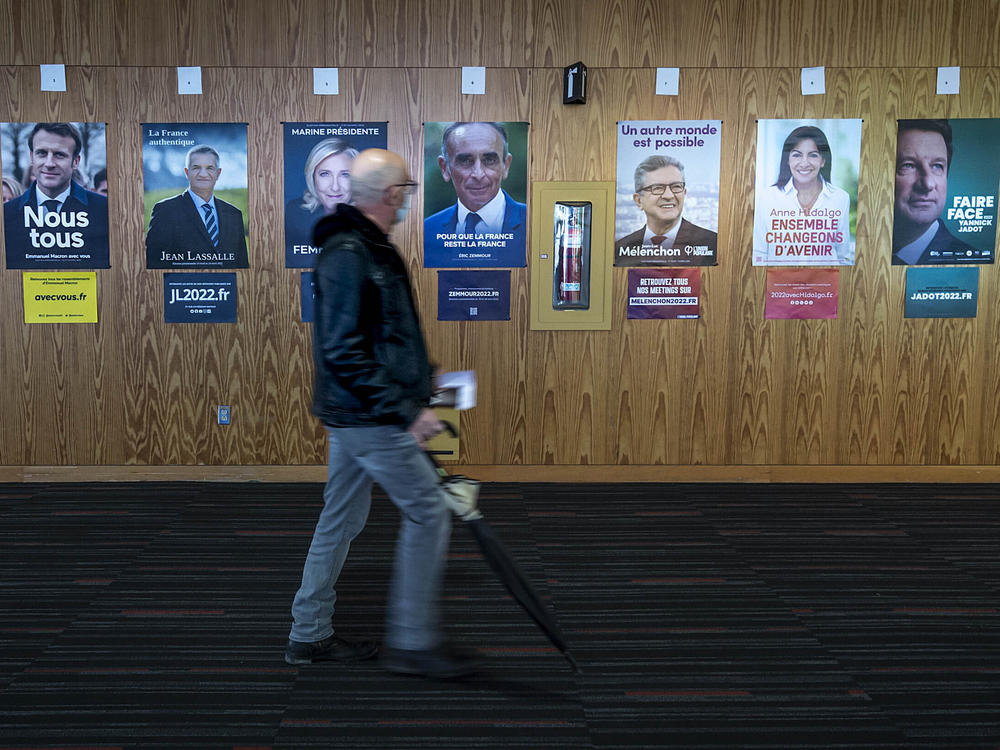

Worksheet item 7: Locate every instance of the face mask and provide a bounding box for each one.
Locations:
[395,193,411,224]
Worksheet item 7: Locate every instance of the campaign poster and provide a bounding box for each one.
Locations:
[752,118,861,266]
[423,121,528,268]
[765,268,839,319]
[143,123,249,269]
[892,119,1000,265]
[615,120,721,267]
[904,267,978,318]
[22,272,98,323]
[283,122,387,268]
[626,268,701,319]
[163,272,237,323]
[2,122,109,269]
[437,270,510,321]
[300,271,315,323]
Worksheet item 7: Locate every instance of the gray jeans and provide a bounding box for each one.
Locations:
[289,424,452,650]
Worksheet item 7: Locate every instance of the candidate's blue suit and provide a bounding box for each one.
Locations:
[3,182,109,268]
[423,189,526,267]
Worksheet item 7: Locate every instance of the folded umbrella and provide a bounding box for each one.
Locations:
[430,448,580,673]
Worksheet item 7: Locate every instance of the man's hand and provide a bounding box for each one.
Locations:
[407,408,443,447]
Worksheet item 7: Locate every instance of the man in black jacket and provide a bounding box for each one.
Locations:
[285,149,477,679]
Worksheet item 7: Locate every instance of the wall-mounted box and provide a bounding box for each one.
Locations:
[530,181,615,330]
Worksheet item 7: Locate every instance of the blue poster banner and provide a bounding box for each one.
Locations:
[2,121,110,269]
[283,122,388,268]
[437,270,510,321]
[164,272,237,323]
[143,123,249,269]
[904,267,979,318]
[300,271,315,323]
[423,122,528,268]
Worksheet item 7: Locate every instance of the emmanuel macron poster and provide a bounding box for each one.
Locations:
[423,121,528,268]
[2,121,109,269]
[143,123,249,269]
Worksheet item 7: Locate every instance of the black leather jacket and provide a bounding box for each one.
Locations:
[310,204,432,428]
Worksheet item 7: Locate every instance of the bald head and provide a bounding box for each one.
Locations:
[347,149,413,234]
[350,149,406,207]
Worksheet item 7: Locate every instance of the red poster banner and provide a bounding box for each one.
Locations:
[765,268,838,319]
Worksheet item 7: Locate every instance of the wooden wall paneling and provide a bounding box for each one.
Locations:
[452,0,534,68]
[0,0,114,66]
[731,0,955,69]
[342,0,467,68]
[718,69,779,464]
[532,0,635,69]
[954,0,1000,67]
[965,68,1000,463]
[631,0,731,68]
[837,70,890,465]
[112,0,178,66]
[245,69,322,464]
[232,0,328,68]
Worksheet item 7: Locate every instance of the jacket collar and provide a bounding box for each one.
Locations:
[312,203,389,248]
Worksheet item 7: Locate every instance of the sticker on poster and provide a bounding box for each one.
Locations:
[164,273,237,323]
[437,270,510,320]
[23,271,98,323]
[904,267,978,318]
[626,268,701,319]
[300,271,316,323]
[283,122,388,268]
[143,123,249,269]
[765,268,838,319]
[753,118,861,266]
[615,120,721,267]
[892,119,1000,266]
[2,122,109,269]
[423,121,528,268]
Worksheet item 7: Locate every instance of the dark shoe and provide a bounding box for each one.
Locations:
[284,635,378,665]
[380,643,480,679]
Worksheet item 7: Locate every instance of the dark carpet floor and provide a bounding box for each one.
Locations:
[1,482,999,749]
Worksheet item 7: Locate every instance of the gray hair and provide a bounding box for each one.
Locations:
[440,122,509,165]
[634,154,684,193]
[185,145,220,170]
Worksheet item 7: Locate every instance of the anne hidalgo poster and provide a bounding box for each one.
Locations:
[615,120,721,267]
[752,118,861,266]
[283,122,387,268]
[143,123,249,269]
[892,119,1000,265]
[422,121,528,268]
[2,121,109,269]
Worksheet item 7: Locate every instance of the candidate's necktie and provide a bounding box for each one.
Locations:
[42,199,61,215]
[651,235,667,246]
[464,212,482,234]
[202,204,219,246]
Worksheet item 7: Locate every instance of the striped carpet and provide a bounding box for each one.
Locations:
[1,482,998,749]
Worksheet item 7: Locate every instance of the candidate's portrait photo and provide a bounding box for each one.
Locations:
[892,119,997,265]
[142,123,248,269]
[282,123,387,268]
[423,121,528,268]
[752,119,860,267]
[614,120,721,267]
[614,155,718,267]
[1,121,109,269]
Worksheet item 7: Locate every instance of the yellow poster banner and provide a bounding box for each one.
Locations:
[22,272,98,323]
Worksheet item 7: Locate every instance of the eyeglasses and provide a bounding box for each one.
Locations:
[637,182,686,196]
[388,181,419,195]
